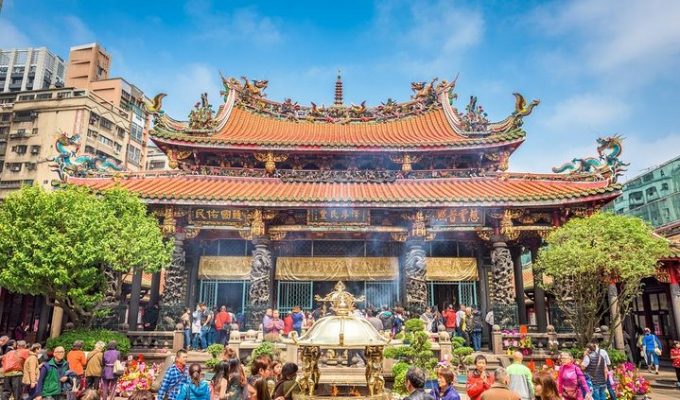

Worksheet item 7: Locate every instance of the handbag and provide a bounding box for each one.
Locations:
[113,359,125,375]
[654,339,662,356]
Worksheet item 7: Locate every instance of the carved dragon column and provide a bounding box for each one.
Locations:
[403,240,428,316]
[247,238,273,330]
[159,234,188,328]
[490,241,517,329]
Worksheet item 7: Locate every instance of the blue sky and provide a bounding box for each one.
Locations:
[1,0,680,180]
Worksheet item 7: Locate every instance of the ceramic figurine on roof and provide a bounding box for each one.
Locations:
[462,96,489,132]
[50,132,122,181]
[188,92,217,130]
[553,135,629,183]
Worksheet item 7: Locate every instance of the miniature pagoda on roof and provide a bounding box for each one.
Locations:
[65,74,626,331]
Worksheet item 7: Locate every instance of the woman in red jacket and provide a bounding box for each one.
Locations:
[466,355,494,400]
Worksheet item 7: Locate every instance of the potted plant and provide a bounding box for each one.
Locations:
[518,334,533,356]
[384,318,438,394]
[614,362,650,400]
[449,336,474,384]
[204,343,225,371]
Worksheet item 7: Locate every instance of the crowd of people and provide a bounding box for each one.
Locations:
[0,335,126,400]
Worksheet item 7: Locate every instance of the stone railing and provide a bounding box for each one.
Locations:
[127,331,184,352]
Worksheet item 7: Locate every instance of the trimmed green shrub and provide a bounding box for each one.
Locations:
[608,349,627,366]
[206,344,225,359]
[46,329,131,354]
[384,318,438,394]
[252,341,277,360]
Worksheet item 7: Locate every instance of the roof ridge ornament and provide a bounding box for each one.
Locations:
[552,135,629,183]
[50,132,123,182]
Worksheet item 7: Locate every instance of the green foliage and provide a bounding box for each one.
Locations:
[0,185,173,327]
[205,357,221,370]
[46,329,130,354]
[252,341,277,360]
[206,344,225,359]
[608,349,627,366]
[450,335,474,367]
[536,212,669,346]
[568,347,584,360]
[384,319,438,394]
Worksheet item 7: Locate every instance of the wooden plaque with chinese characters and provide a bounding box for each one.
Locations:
[307,208,370,226]
[189,207,249,226]
[430,208,485,226]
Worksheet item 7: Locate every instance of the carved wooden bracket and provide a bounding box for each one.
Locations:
[254,152,288,174]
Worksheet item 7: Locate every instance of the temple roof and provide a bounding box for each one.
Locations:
[146,76,539,152]
[67,173,620,207]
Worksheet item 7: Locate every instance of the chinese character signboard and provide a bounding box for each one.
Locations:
[307,209,370,226]
[430,208,484,226]
[190,207,248,226]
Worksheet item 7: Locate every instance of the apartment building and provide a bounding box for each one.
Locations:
[0,87,145,197]
[0,47,65,93]
[145,141,170,171]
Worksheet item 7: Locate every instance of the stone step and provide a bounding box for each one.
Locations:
[650,378,680,389]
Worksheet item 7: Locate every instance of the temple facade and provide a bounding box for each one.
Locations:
[67,75,626,332]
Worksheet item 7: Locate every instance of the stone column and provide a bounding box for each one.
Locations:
[149,271,161,306]
[247,238,273,330]
[490,241,517,328]
[50,306,64,338]
[187,243,200,310]
[669,265,680,343]
[511,246,528,325]
[403,240,428,316]
[530,245,548,332]
[128,269,143,330]
[607,283,625,350]
[159,234,187,330]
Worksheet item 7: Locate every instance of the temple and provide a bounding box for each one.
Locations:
[65,75,626,333]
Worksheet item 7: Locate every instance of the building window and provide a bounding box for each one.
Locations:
[100,117,113,130]
[30,145,41,155]
[18,94,35,101]
[7,163,22,172]
[114,142,122,154]
[12,111,37,122]
[116,127,126,139]
[89,112,100,125]
[15,51,28,64]
[36,93,52,100]
[84,145,95,154]
[12,145,27,154]
[661,183,669,191]
[126,144,142,166]
[646,187,658,198]
[25,162,36,171]
[31,128,38,135]
[130,122,143,143]
[87,129,98,138]
[97,135,114,147]
[642,173,654,182]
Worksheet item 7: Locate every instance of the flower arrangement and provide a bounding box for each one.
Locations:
[116,354,160,397]
[614,362,650,400]
[518,334,533,355]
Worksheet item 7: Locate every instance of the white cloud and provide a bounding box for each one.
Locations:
[536,93,630,137]
[532,0,680,85]
[61,15,95,45]
[184,5,283,46]
[372,0,484,76]
[0,17,30,48]
[149,64,222,118]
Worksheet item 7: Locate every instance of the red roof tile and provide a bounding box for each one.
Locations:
[152,108,525,150]
[68,175,620,207]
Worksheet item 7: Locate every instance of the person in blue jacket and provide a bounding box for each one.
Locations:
[641,327,662,374]
[176,363,211,400]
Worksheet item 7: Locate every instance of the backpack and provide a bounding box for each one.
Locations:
[2,349,23,373]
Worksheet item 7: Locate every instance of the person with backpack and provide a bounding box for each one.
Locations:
[3,340,29,400]
[176,363,210,400]
[641,327,662,374]
[37,346,69,400]
[84,341,105,391]
[23,343,42,400]
[582,342,608,400]
[556,352,590,400]
[471,309,484,351]
[378,306,394,333]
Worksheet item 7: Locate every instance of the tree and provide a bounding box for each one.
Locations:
[0,185,173,327]
[384,318,438,393]
[535,212,669,347]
